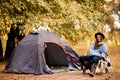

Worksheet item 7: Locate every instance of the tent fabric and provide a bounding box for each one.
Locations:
[4,30,81,75]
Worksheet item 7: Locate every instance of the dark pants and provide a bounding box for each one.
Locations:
[79,55,100,65]
[79,56,101,71]
[79,56,93,70]
[79,55,101,77]
[91,56,100,64]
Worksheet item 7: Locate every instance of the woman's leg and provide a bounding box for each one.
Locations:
[90,56,100,77]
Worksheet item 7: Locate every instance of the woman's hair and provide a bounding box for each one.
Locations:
[95,32,105,39]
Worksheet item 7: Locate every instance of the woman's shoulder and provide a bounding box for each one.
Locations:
[90,42,95,45]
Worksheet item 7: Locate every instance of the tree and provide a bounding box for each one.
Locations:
[0,0,114,59]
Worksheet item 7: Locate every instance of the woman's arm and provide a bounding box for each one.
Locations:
[101,43,108,55]
[90,43,95,53]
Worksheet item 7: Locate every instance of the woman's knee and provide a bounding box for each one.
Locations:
[92,56,100,63]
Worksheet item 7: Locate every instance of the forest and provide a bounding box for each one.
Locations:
[0,0,120,59]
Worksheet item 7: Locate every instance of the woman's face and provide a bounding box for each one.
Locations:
[96,35,103,42]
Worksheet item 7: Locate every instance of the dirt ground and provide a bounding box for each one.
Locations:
[0,69,120,80]
[0,61,120,80]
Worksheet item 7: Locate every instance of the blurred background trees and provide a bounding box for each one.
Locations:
[0,0,120,59]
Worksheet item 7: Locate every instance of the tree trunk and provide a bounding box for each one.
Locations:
[4,27,24,59]
[0,39,3,60]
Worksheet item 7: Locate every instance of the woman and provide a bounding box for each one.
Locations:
[87,32,108,77]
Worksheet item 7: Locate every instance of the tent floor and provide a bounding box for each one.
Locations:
[50,66,68,73]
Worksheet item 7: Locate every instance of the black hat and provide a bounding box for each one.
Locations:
[95,32,105,39]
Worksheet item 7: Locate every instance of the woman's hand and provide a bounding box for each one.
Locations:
[97,42,103,46]
[94,42,103,49]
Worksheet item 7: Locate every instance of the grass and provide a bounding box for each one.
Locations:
[108,46,120,70]
[0,60,6,72]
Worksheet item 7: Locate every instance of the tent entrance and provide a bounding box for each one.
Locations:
[44,43,69,68]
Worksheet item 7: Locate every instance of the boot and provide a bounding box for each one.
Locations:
[90,63,97,77]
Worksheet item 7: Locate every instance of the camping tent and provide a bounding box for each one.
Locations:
[4,30,81,74]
